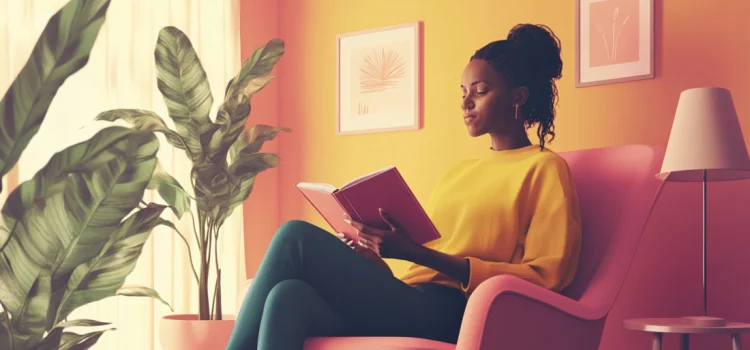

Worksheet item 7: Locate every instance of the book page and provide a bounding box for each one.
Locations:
[295,182,337,193]
[341,166,395,189]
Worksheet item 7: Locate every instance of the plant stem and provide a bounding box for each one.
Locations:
[197,210,210,320]
[208,220,216,319]
[215,269,222,320]
[206,216,215,319]
[170,223,200,284]
[189,210,201,253]
[210,268,218,319]
[210,221,223,320]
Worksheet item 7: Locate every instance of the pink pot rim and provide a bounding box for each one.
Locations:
[162,314,236,321]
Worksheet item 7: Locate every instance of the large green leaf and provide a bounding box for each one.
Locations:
[116,285,172,311]
[148,160,191,219]
[228,153,279,178]
[58,328,113,350]
[54,319,112,329]
[32,319,112,350]
[95,109,193,157]
[228,124,291,163]
[55,203,168,324]
[0,0,111,192]
[212,40,285,160]
[192,162,233,214]
[216,175,257,228]
[154,26,212,160]
[2,127,151,221]
[11,271,52,348]
[206,96,248,163]
[0,126,159,345]
[231,39,285,94]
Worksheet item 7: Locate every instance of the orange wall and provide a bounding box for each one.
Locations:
[242,0,750,349]
[239,0,281,277]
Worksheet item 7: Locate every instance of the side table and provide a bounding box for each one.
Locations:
[624,318,750,350]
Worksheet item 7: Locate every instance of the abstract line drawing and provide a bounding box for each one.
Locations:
[595,6,630,61]
[576,0,652,87]
[587,0,641,67]
[359,48,407,93]
[357,102,369,115]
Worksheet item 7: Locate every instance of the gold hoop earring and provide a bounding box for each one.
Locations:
[514,104,519,120]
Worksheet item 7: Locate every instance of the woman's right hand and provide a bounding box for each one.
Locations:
[336,232,393,275]
[337,232,360,251]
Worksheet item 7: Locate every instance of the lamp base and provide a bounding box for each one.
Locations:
[682,316,726,327]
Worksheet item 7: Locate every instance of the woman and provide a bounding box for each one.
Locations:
[226,23,582,350]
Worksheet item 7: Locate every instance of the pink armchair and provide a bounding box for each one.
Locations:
[303,144,666,350]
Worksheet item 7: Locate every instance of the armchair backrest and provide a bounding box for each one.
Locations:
[558,145,665,317]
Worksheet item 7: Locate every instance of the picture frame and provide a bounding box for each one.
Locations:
[575,0,654,87]
[336,22,423,135]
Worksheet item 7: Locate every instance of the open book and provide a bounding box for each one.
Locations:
[295,166,441,245]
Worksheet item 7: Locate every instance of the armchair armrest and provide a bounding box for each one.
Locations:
[455,275,605,350]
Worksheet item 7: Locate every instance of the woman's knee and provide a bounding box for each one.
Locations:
[277,220,315,236]
[265,279,313,309]
[272,220,327,245]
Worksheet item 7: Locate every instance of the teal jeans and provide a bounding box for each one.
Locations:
[225,220,467,350]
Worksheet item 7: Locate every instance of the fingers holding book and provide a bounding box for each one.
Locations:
[342,215,384,255]
[357,232,382,256]
[335,232,393,275]
[336,232,360,250]
[343,210,422,261]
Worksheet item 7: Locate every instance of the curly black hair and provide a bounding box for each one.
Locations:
[471,24,563,150]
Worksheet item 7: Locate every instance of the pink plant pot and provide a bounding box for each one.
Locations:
[159,314,236,350]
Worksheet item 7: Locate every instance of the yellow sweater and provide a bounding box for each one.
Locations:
[399,145,582,296]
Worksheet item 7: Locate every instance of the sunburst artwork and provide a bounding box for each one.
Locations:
[359,48,407,94]
[336,22,422,135]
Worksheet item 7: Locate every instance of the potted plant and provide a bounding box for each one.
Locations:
[95,25,289,349]
[0,0,175,349]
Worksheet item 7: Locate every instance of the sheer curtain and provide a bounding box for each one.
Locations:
[0,1,246,349]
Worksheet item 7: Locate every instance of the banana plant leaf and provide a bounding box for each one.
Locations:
[212,40,286,161]
[31,319,113,350]
[0,0,111,194]
[154,26,213,161]
[94,109,191,155]
[147,160,191,219]
[0,126,165,349]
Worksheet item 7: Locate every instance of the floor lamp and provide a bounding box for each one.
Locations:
[656,87,750,327]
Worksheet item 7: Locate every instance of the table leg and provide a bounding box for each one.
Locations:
[652,333,662,350]
[732,333,742,350]
[680,333,689,350]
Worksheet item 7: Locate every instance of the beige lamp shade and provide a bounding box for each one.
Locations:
[657,87,750,182]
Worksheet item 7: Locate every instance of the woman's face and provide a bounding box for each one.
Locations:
[460,59,517,137]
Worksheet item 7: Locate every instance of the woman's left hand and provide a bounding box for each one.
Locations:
[344,208,423,261]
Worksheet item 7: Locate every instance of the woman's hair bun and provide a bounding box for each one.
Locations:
[507,24,563,81]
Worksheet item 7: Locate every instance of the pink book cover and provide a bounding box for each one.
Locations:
[295,166,441,245]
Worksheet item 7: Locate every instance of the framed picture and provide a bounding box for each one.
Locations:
[336,22,423,135]
[575,0,654,87]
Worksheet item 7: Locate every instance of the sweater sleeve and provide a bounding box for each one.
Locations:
[460,158,582,295]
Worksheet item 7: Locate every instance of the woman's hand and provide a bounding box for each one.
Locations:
[336,232,359,250]
[344,208,423,261]
[335,232,393,275]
